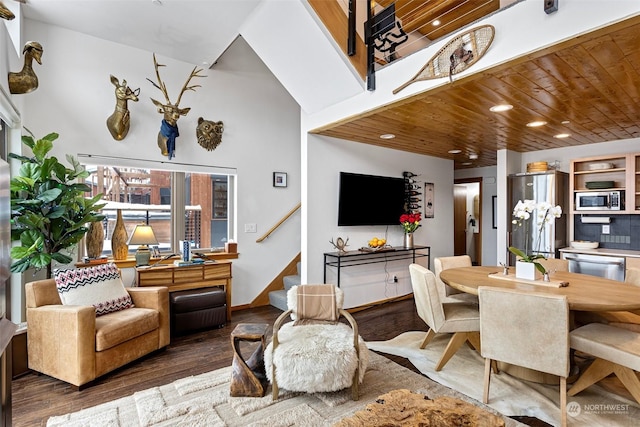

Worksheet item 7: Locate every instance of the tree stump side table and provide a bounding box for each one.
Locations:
[230,323,269,397]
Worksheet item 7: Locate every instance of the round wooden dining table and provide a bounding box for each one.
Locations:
[440,266,640,313]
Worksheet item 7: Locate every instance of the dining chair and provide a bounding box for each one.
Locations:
[409,264,480,371]
[433,255,479,304]
[538,257,569,274]
[568,322,640,405]
[478,286,570,427]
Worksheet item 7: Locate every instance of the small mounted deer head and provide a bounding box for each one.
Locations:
[106,75,140,141]
[147,53,205,159]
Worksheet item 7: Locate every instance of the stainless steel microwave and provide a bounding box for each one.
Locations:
[575,191,624,211]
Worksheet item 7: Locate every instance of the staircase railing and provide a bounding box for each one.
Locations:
[256,202,301,243]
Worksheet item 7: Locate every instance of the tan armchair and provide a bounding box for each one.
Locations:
[26,278,170,388]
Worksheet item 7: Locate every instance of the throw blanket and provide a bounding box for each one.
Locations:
[160,119,179,160]
[295,284,338,324]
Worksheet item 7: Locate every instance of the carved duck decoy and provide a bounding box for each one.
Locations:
[9,41,44,94]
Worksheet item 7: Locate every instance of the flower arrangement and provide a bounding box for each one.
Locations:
[400,213,421,234]
[508,199,562,274]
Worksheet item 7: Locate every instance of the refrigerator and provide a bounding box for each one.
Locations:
[507,171,569,265]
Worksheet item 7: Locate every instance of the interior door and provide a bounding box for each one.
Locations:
[454,185,467,255]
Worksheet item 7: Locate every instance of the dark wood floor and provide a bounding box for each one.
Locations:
[12,299,546,426]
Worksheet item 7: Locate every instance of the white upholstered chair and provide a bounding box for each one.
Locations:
[538,257,569,274]
[569,322,640,404]
[478,286,570,427]
[409,264,480,371]
[264,284,368,400]
[433,255,479,304]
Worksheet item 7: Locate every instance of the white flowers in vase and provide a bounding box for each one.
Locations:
[509,199,562,275]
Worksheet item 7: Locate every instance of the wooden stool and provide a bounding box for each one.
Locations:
[230,323,269,397]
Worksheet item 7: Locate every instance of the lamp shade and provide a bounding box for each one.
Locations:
[127,225,159,246]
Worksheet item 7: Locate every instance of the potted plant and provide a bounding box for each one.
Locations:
[9,130,105,278]
[508,199,562,280]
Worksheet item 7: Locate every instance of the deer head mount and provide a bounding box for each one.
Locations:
[106,75,140,141]
[147,53,205,159]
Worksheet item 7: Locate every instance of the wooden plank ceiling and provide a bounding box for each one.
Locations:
[312,13,640,169]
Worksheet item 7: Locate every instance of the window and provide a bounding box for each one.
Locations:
[84,166,233,256]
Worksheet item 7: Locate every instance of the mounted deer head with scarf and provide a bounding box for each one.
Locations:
[147,53,204,159]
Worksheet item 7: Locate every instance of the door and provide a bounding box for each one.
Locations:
[454,178,483,264]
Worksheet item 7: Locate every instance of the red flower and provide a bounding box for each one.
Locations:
[400,213,421,233]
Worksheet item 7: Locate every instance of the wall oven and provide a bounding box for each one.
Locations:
[575,191,624,211]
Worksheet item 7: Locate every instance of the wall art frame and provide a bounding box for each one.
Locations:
[273,172,287,188]
[424,182,434,218]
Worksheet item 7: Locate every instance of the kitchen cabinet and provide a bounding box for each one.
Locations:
[569,153,640,243]
[570,153,635,214]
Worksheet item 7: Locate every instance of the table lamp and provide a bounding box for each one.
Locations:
[127,225,159,266]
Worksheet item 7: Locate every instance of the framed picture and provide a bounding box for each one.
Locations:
[273,172,287,188]
[492,195,498,229]
[424,182,434,218]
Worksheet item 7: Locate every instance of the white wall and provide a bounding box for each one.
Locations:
[305,134,454,308]
[8,20,302,321]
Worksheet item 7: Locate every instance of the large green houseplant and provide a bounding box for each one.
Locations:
[9,131,105,278]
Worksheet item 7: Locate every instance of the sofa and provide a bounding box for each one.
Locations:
[25,268,170,388]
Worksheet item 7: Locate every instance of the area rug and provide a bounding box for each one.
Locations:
[367,331,640,427]
[46,351,525,427]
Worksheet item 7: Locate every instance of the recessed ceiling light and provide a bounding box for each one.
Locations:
[469,153,478,160]
[554,133,571,139]
[448,149,462,154]
[461,162,472,166]
[490,104,513,112]
[432,20,441,26]
[526,120,547,127]
[561,120,571,125]
[379,133,395,139]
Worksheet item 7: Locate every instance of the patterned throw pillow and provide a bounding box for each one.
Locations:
[55,263,134,316]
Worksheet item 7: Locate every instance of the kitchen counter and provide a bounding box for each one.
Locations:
[559,247,640,258]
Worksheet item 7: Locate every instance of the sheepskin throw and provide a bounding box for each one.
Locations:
[264,322,368,394]
[54,263,133,316]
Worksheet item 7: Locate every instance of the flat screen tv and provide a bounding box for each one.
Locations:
[338,172,405,226]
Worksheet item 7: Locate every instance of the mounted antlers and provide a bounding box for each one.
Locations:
[147,53,205,159]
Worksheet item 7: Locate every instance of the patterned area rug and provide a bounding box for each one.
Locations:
[367,331,640,427]
[47,351,524,426]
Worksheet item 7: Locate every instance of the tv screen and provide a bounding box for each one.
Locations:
[338,172,405,226]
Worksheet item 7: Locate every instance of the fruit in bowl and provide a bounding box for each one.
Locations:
[368,237,386,248]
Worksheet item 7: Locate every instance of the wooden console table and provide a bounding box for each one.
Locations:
[136,260,232,321]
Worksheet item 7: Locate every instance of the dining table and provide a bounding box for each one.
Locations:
[439,266,640,384]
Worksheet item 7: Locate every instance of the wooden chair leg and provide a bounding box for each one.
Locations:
[272,365,279,400]
[560,376,567,427]
[466,331,481,353]
[435,332,467,371]
[420,329,436,349]
[567,358,614,397]
[483,357,492,404]
[351,365,359,401]
[613,365,640,405]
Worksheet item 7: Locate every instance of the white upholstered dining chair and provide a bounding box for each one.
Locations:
[478,286,570,427]
[433,255,479,304]
[409,264,480,371]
